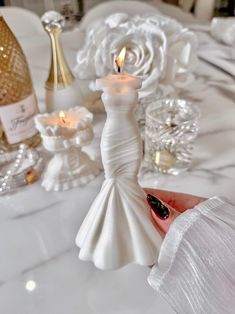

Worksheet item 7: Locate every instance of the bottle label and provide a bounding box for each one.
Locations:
[0,94,38,144]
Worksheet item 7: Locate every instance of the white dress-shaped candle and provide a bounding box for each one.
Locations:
[76,48,162,270]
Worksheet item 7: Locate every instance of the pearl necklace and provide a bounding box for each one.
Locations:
[0,144,44,195]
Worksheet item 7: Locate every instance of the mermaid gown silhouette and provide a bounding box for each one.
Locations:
[76,79,162,270]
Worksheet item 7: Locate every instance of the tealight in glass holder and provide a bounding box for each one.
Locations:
[144,99,200,175]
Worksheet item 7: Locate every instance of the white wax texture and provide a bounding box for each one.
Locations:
[76,74,162,270]
[39,111,86,138]
[96,74,142,93]
[44,112,84,129]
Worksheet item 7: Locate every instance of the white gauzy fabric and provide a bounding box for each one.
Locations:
[76,91,162,270]
[148,197,235,314]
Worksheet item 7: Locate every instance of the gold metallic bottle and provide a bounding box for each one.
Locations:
[0,14,40,150]
[41,11,82,112]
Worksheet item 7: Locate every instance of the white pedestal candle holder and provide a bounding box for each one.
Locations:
[76,75,162,270]
[34,107,100,191]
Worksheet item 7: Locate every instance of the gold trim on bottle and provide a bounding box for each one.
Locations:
[1,132,41,151]
[45,27,75,91]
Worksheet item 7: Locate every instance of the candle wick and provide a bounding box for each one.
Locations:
[62,118,66,124]
[115,59,121,74]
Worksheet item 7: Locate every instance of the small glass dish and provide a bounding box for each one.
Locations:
[144,98,200,175]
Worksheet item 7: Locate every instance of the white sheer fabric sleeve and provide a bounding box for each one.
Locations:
[148,197,235,314]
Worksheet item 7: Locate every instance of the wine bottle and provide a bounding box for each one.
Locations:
[0,14,40,149]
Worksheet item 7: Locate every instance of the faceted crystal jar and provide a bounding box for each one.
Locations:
[144,99,200,175]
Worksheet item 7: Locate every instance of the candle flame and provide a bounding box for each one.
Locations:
[115,47,126,73]
[59,111,65,118]
[59,111,66,124]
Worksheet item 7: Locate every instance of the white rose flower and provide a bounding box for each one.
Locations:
[143,14,198,88]
[74,13,198,104]
[74,13,167,99]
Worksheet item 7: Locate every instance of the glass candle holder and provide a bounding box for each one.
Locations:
[144,99,200,175]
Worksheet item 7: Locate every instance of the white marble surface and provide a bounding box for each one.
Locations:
[1,9,235,314]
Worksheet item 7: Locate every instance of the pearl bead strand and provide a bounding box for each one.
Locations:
[0,144,44,195]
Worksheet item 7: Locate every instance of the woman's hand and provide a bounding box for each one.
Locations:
[144,188,206,235]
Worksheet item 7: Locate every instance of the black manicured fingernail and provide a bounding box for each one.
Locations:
[147,194,170,220]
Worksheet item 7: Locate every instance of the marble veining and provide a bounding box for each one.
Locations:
[12,200,63,220]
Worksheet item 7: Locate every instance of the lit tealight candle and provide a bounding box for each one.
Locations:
[57,111,76,129]
[36,109,88,138]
